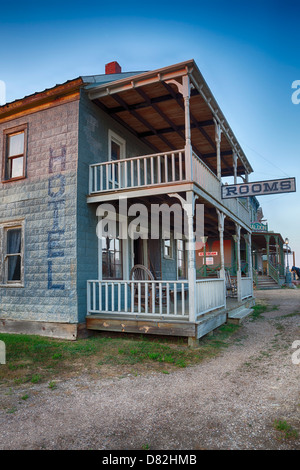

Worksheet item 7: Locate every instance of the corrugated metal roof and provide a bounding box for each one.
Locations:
[82,71,147,89]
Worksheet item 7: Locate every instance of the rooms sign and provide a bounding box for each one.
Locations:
[221,177,296,199]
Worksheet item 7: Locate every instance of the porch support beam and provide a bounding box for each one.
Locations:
[233,151,238,184]
[93,99,159,153]
[185,191,197,323]
[135,87,186,145]
[214,118,222,181]
[111,93,176,151]
[216,210,226,279]
[234,224,242,301]
[171,190,198,324]
[244,232,253,276]
[201,236,208,277]
[162,80,216,173]
[265,234,270,275]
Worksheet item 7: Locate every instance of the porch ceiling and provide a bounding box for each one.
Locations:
[104,193,238,240]
[86,60,253,179]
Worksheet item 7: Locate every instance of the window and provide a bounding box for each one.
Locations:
[108,130,126,187]
[163,236,173,259]
[109,130,125,161]
[177,239,186,279]
[102,236,123,279]
[2,124,27,181]
[0,221,24,286]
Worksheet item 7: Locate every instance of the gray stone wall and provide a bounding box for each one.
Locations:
[0,100,79,324]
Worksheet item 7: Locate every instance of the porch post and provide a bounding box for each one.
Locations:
[235,223,242,301]
[201,236,208,277]
[185,191,196,323]
[233,151,238,185]
[214,118,222,181]
[265,234,270,275]
[182,75,193,181]
[275,235,279,266]
[244,232,253,275]
[216,210,226,279]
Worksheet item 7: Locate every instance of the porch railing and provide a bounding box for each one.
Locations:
[87,280,189,319]
[89,149,186,193]
[89,149,251,227]
[196,278,226,317]
[192,151,251,226]
[268,261,280,284]
[240,277,253,299]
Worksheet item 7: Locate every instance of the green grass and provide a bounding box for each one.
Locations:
[273,419,299,440]
[0,323,240,387]
[250,303,268,320]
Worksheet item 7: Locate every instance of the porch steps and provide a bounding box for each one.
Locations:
[255,275,280,290]
[227,305,253,324]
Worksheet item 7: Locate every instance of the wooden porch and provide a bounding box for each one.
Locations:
[86,276,254,344]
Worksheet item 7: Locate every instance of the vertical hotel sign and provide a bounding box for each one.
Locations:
[221,177,296,199]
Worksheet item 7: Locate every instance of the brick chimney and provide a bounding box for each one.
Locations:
[105,61,122,75]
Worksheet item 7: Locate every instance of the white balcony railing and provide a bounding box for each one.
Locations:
[87,280,189,319]
[196,279,226,318]
[240,277,253,300]
[89,149,186,194]
[89,149,251,227]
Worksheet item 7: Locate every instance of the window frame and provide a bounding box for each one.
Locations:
[177,239,186,280]
[2,124,27,182]
[108,130,126,162]
[108,130,126,188]
[163,234,174,260]
[0,219,25,287]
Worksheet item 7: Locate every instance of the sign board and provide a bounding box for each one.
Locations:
[250,222,268,232]
[221,177,296,199]
[198,252,218,257]
[205,257,214,265]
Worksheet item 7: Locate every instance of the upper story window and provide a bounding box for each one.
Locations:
[2,124,27,182]
[108,130,125,162]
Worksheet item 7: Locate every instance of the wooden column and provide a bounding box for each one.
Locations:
[244,232,252,275]
[185,191,196,323]
[233,151,238,185]
[235,224,242,301]
[182,75,193,181]
[265,234,270,275]
[216,210,226,278]
[214,118,222,181]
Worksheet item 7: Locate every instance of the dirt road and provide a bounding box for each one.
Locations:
[0,289,299,450]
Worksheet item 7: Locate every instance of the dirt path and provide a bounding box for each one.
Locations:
[0,289,299,450]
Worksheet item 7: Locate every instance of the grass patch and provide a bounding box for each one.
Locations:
[0,323,240,387]
[273,419,299,440]
[250,303,268,320]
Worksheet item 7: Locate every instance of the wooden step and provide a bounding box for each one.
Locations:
[227,306,253,324]
[256,275,280,290]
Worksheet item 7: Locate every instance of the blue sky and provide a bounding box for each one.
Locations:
[1,0,299,266]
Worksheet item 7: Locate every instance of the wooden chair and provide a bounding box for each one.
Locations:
[225,269,237,297]
[130,264,156,311]
[217,269,237,297]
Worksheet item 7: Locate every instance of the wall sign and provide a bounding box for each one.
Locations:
[221,177,296,199]
[250,222,268,232]
[198,251,218,256]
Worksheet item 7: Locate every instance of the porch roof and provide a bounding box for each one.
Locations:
[85,59,253,178]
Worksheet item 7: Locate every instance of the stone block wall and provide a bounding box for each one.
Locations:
[0,100,79,328]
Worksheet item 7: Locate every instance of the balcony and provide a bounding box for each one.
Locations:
[88,149,251,227]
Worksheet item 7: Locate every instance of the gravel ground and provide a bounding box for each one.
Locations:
[0,289,299,450]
